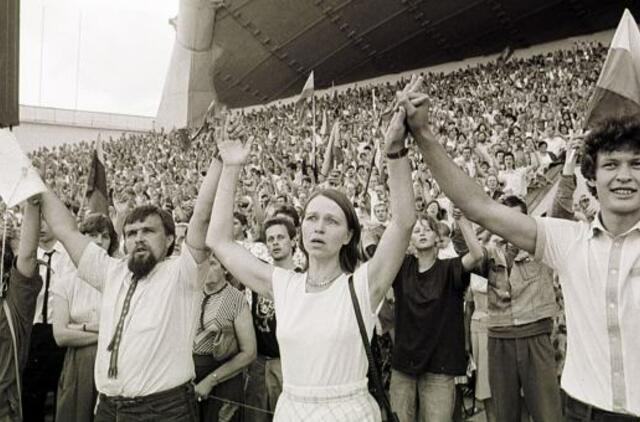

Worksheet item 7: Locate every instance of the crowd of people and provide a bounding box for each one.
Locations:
[1,39,639,422]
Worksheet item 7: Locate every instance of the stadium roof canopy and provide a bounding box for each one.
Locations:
[211,0,638,108]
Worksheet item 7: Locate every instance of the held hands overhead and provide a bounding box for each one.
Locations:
[384,74,435,153]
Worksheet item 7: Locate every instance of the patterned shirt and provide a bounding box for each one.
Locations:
[193,283,246,355]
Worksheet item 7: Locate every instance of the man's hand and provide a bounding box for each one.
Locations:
[562,133,585,176]
[395,75,433,141]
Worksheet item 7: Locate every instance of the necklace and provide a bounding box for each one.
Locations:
[306,271,343,287]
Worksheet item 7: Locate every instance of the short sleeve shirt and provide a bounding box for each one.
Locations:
[392,255,470,376]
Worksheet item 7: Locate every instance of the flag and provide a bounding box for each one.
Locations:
[86,137,109,215]
[585,9,640,127]
[0,129,46,208]
[372,88,377,115]
[296,71,314,104]
[319,110,328,136]
[497,45,513,63]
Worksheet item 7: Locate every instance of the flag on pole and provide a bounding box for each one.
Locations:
[585,9,640,127]
[86,137,109,215]
[319,109,328,136]
[296,71,314,105]
[372,88,377,116]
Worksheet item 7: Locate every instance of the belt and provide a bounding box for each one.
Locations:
[566,395,639,421]
[99,382,193,405]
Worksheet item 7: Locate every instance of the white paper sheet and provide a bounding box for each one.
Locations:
[0,129,47,208]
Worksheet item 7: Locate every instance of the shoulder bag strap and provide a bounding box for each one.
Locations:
[348,275,398,422]
[3,299,23,421]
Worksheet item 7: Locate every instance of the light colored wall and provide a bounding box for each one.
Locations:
[14,105,156,152]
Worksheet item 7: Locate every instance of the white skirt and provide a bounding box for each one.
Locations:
[274,379,381,422]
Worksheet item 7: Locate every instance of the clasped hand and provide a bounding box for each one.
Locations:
[383,74,434,153]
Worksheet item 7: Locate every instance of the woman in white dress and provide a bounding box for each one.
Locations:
[207,79,422,421]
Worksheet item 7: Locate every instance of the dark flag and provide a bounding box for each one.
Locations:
[585,9,640,128]
[86,138,109,215]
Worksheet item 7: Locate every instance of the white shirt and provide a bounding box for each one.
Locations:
[535,216,640,416]
[34,243,75,324]
[77,242,207,397]
[499,168,528,198]
[50,270,101,326]
[272,263,375,387]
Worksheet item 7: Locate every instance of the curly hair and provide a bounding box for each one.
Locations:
[581,117,640,197]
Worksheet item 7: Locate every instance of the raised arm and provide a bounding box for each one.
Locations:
[206,124,274,298]
[454,210,483,271]
[367,79,419,312]
[40,190,91,267]
[186,154,223,263]
[15,196,42,277]
[403,95,537,254]
[551,136,581,220]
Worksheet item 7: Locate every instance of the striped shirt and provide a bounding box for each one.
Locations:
[193,283,246,355]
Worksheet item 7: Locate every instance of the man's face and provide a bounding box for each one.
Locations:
[374,203,388,222]
[505,155,514,169]
[124,214,173,278]
[265,224,294,262]
[173,224,188,256]
[486,175,498,190]
[39,219,55,245]
[594,149,640,219]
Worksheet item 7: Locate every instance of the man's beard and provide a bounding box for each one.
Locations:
[127,249,158,278]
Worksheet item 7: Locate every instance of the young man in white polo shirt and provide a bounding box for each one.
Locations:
[400,91,640,421]
[39,146,228,421]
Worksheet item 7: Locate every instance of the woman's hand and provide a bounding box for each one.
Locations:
[383,107,407,154]
[194,379,214,402]
[218,120,254,166]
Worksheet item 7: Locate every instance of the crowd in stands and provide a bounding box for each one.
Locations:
[27,41,605,230]
[1,40,621,422]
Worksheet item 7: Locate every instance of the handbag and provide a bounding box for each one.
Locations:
[348,275,399,422]
[211,324,239,361]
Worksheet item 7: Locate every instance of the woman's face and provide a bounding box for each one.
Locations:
[232,218,244,239]
[87,230,111,253]
[204,256,225,292]
[301,195,352,261]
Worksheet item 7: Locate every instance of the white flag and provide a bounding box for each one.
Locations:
[0,129,47,207]
[296,71,315,104]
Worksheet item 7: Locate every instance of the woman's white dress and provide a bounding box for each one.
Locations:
[271,262,381,421]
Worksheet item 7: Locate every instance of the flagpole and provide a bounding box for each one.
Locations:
[312,94,317,180]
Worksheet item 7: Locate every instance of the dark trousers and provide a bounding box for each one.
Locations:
[22,323,66,422]
[488,332,562,422]
[565,394,640,422]
[95,382,197,422]
[193,354,243,422]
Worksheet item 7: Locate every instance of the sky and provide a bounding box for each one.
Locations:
[20,0,179,116]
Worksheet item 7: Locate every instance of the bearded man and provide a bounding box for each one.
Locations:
[38,150,225,421]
